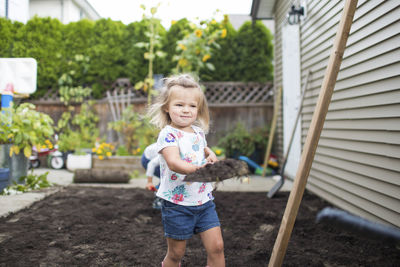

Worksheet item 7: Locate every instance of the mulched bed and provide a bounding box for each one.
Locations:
[0,186,398,266]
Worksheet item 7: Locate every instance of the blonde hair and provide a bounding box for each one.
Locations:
[147,74,210,133]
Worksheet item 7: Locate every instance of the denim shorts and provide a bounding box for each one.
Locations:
[161,200,221,240]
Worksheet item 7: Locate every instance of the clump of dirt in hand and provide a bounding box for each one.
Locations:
[184,159,249,182]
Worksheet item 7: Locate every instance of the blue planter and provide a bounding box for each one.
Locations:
[0,144,28,185]
[0,168,10,192]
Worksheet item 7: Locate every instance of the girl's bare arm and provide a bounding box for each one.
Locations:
[161,146,199,174]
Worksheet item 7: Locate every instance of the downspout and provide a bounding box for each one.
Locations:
[61,0,64,23]
[5,0,8,18]
[250,0,261,25]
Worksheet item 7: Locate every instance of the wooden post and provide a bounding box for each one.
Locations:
[262,86,282,176]
[268,1,358,266]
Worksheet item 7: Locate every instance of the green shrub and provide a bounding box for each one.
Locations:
[235,21,274,82]
[12,17,64,97]
[1,16,274,99]
[0,18,15,57]
[87,19,127,98]
[218,122,255,158]
[218,122,270,160]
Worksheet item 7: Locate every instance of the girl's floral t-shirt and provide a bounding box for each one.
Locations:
[156,125,214,206]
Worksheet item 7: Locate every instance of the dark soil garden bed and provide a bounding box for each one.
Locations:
[0,186,398,266]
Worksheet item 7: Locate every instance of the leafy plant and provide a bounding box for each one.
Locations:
[1,171,51,195]
[218,122,255,158]
[211,146,225,157]
[108,105,158,155]
[200,16,238,81]
[218,122,270,161]
[115,146,130,156]
[134,4,167,104]
[172,14,227,76]
[0,108,13,145]
[57,101,99,153]
[2,103,55,158]
[58,54,91,105]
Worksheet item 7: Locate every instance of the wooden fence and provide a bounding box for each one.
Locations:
[28,79,274,146]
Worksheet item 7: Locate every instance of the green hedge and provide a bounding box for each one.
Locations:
[0,17,274,98]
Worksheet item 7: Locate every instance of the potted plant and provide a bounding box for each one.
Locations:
[218,122,255,159]
[57,101,99,171]
[1,103,54,185]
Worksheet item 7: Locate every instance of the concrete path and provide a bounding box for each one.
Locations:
[0,168,292,218]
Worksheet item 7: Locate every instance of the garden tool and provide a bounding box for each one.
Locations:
[267,70,311,198]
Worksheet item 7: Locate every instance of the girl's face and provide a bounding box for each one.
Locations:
[165,85,200,132]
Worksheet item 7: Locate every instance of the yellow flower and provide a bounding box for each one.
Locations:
[110,145,115,150]
[202,54,211,62]
[136,148,141,152]
[97,149,103,154]
[92,148,96,152]
[221,29,227,38]
[171,20,177,25]
[106,151,112,157]
[215,149,222,156]
[211,19,217,24]
[195,29,202,38]
[178,43,187,51]
[99,155,104,160]
[178,58,188,67]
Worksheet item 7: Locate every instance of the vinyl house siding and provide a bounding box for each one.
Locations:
[273,0,400,227]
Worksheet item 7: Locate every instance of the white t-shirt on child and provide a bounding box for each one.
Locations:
[156,125,214,206]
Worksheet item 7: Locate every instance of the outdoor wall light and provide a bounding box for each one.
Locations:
[287,5,304,25]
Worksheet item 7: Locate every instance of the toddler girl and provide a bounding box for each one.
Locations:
[148,74,225,267]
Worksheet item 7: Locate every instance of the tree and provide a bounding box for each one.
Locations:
[235,21,274,82]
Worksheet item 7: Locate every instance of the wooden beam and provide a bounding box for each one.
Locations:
[268,0,359,266]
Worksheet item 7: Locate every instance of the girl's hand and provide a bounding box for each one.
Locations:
[146,182,157,192]
[205,147,218,163]
[206,153,218,163]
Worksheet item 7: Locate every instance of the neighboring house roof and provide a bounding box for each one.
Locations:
[250,0,276,20]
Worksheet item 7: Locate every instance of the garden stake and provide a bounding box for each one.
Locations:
[268,1,358,266]
[267,70,311,198]
[262,86,282,176]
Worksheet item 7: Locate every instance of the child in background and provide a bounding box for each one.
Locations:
[141,143,162,209]
[148,74,225,267]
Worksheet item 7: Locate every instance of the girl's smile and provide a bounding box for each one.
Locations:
[165,86,200,132]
